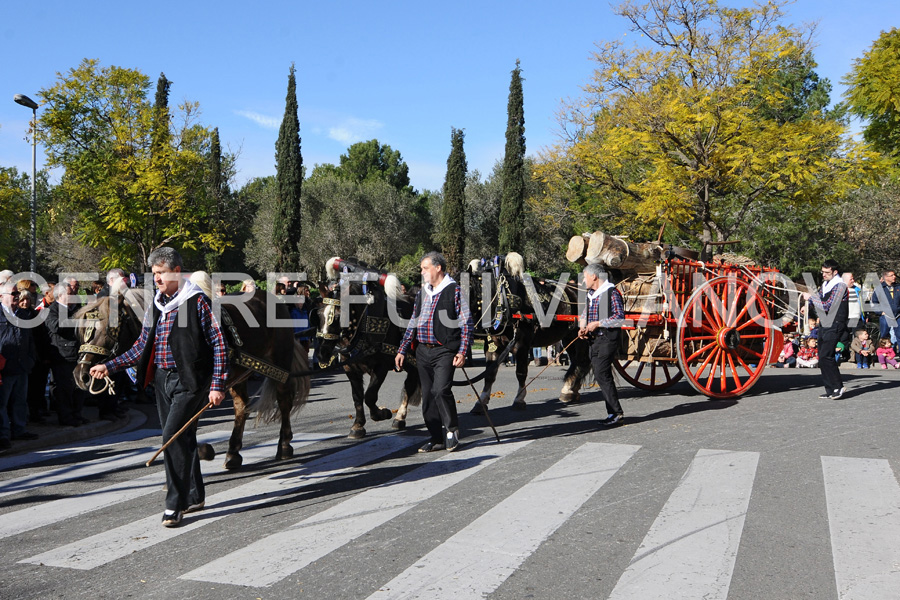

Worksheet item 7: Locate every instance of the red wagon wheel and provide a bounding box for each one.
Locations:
[614,357,682,391]
[676,276,775,399]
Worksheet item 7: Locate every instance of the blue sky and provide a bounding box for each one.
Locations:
[1,0,896,193]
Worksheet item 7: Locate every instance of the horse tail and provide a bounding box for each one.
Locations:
[255,339,311,423]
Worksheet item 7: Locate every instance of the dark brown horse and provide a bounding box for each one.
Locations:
[72,285,310,470]
[315,257,421,439]
[465,253,592,410]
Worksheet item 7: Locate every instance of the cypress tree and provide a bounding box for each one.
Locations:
[499,60,525,253]
[151,73,171,157]
[440,127,467,272]
[274,63,303,272]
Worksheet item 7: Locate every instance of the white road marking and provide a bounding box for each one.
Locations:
[823,456,900,600]
[606,449,759,600]
[182,438,535,587]
[19,434,421,569]
[0,430,233,499]
[0,429,162,471]
[367,442,640,599]
[0,433,336,540]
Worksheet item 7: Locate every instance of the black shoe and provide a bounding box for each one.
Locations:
[818,393,834,399]
[418,441,445,453]
[446,430,460,452]
[162,511,183,528]
[832,387,846,400]
[12,431,39,441]
[600,414,625,427]
[184,501,205,514]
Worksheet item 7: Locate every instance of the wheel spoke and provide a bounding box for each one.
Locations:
[687,341,717,363]
[683,335,716,342]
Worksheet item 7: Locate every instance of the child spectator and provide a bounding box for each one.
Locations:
[850,329,874,369]
[797,337,819,368]
[876,338,900,369]
[773,335,797,368]
[807,317,819,340]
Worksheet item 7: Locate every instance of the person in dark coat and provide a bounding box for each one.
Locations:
[44,285,88,426]
[0,282,37,449]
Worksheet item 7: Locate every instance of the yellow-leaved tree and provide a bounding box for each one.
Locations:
[538,0,880,258]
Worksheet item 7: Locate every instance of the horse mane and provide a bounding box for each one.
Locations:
[190,271,213,297]
[505,252,525,278]
[325,257,341,281]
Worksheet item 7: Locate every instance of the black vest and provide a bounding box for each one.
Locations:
[414,283,462,352]
[136,294,215,394]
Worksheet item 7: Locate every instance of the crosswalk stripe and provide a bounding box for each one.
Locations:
[181,438,536,587]
[822,456,900,600]
[0,428,162,471]
[606,449,759,600]
[0,433,337,540]
[367,441,640,599]
[19,434,422,569]
[0,430,233,499]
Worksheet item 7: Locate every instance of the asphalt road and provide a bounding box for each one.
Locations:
[2,361,899,600]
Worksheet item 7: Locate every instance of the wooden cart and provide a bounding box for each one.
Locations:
[568,232,794,399]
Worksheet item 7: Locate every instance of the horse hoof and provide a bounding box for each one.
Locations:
[559,393,579,404]
[348,428,366,439]
[277,445,294,460]
[198,443,216,461]
[223,454,243,470]
[470,403,487,415]
[511,401,527,411]
[373,407,392,422]
[391,419,406,430]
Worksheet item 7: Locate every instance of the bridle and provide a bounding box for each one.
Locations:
[76,299,139,394]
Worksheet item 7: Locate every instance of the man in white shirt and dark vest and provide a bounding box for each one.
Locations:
[395,251,474,453]
[578,264,626,427]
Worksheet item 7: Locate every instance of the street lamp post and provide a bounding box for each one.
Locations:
[14,93,39,272]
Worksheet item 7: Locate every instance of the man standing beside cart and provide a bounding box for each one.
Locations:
[803,259,850,400]
[578,264,627,426]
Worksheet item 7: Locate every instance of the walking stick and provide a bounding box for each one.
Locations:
[461,366,501,443]
[522,335,581,390]
[145,402,214,467]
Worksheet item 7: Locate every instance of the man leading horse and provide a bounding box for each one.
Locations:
[89,247,228,528]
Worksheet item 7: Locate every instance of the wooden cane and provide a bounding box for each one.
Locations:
[522,335,582,390]
[145,402,214,467]
[461,366,501,443]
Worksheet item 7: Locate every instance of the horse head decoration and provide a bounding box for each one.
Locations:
[465,252,592,409]
[73,290,148,395]
[316,257,421,439]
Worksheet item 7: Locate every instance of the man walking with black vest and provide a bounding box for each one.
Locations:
[395,251,473,453]
[90,247,228,527]
[803,259,850,399]
[579,264,626,427]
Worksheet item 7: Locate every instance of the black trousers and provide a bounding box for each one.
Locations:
[154,367,207,512]
[590,331,622,416]
[818,328,844,394]
[415,345,459,443]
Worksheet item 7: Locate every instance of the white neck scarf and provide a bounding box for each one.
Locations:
[588,279,615,301]
[821,274,841,296]
[154,280,203,315]
[424,274,455,299]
